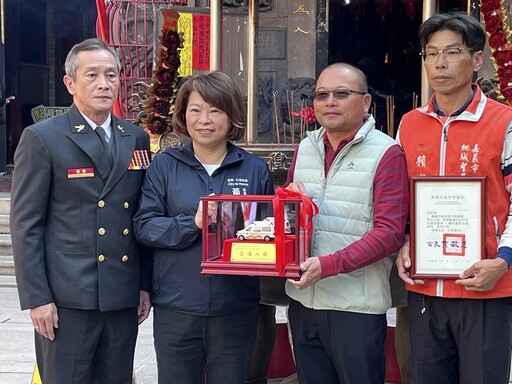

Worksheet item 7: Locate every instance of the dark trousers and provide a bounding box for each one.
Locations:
[288,300,387,384]
[394,306,412,384]
[153,307,258,384]
[408,292,512,384]
[247,304,277,384]
[35,307,138,384]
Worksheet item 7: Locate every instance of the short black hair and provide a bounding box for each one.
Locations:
[419,12,486,51]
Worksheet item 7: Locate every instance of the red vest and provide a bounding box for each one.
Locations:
[399,87,512,298]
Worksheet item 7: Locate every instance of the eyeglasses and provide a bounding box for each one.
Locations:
[420,48,474,64]
[313,88,367,101]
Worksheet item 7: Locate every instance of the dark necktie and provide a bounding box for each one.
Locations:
[95,126,113,167]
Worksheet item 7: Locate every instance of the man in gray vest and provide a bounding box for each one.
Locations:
[285,63,409,384]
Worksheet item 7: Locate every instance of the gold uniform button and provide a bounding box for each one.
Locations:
[121,255,129,262]
[98,228,106,236]
[123,228,129,236]
[98,200,105,208]
[98,254,105,262]
[124,202,129,209]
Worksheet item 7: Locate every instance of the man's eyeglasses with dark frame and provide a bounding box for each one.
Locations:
[313,88,367,101]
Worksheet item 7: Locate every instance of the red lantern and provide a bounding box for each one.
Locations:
[350,0,366,22]
[375,0,393,20]
[402,0,419,19]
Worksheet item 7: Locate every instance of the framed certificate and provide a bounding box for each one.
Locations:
[410,176,487,279]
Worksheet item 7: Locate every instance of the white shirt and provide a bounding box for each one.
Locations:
[80,112,113,142]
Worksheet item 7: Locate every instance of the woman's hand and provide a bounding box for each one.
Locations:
[194,194,218,229]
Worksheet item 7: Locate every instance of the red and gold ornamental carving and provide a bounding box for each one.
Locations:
[480,0,512,104]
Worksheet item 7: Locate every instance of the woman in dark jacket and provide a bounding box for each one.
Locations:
[133,71,274,384]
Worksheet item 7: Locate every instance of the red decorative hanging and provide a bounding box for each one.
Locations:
[375,0,392,20]
[350,0,366,21]
[401,0,419,19]
[170,0,189,5]
[480,0,512,105]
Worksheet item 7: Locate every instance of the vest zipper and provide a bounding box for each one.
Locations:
[439,121,448,175]
[436,120,446,294]
[443,125,448,141]
[494,216,501,242]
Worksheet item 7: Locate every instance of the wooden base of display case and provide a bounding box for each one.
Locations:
[201,238,301,278]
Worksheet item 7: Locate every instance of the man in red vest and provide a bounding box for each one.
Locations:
[396,11,512,384]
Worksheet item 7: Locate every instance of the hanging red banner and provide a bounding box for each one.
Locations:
[95,0,122,118]
[192,15,210,70]
[95,0,108,40]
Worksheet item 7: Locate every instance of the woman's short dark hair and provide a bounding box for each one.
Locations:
[419,12,486,51]
[172,71,246,141]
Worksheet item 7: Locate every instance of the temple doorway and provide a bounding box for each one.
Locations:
[328,0,466,135]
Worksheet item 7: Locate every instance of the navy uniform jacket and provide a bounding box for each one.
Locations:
[11,104,151,312]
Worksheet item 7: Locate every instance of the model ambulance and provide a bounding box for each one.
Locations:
[236,217,291,242]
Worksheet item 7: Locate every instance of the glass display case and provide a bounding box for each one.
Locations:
[200,190,316,277]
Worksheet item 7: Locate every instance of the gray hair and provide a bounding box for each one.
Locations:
[64,38,121,80]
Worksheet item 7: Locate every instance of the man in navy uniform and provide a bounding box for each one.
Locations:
[11,38,151,383]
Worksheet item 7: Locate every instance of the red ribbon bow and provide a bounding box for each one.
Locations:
[273,187,319,275]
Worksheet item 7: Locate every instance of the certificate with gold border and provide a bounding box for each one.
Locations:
[410,176,487,279]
